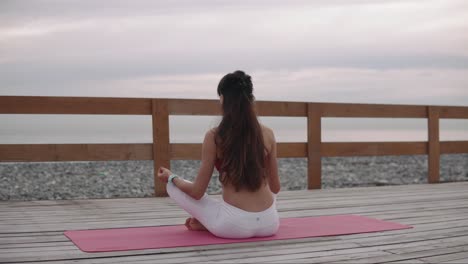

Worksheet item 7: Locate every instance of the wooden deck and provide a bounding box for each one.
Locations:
[1,182,468,263]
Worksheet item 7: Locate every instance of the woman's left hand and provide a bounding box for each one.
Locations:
[157,167,172,183]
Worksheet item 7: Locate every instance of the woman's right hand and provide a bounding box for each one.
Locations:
[157,167,172,183]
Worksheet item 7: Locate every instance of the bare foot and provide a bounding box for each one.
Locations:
[184,217,193,230]
[184,217,208,231]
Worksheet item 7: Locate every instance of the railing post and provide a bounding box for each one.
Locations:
[427,106,440,183]
[307,103,322,189]
[152,99,170,197]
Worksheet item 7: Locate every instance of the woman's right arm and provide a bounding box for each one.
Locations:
[266,128,281,194]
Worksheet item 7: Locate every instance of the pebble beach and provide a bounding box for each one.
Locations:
[1,154,467,200]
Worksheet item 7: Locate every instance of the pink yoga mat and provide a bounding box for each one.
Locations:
[64,215,411,253]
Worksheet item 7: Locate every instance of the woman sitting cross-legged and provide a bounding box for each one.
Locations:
[157,70,281,239]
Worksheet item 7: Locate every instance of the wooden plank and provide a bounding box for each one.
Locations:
[142,247,392,264]
[0,96,151,115]
[0,182,465,212]
[152,99,170,197]
[170,142,307,160]
[3,196,467,223]
[1,182,466,210]
[0,241,72,250]
[170,143,201,160]
[387,259,426,263]
[307,103,322,189]
[2,141,463,162]
[1,183,466,211]
[2,194,467,224]
[3,191,465,219]
[443,257,468,263]
[167,99,220,115]
[439,106,468,119]
[2,96,464,119]
[2,191,466,220]
[1,209,464,229]
[320,102,427,118]
[428,106,440,183]
[255,101,307,117]
[0,144,152,162]
[0,182,463,209]
[336,245,468,264]
[322,142,427,157]
[393,248,468,262]
[266,244,422,264]
[168,99,307,116]
[277,143,307,158]
[0,239,344,263]
[0,188,463,219]
[441,141,468,154]
[210,237,468,264]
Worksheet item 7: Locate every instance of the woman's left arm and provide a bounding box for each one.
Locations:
[172,130,216,200]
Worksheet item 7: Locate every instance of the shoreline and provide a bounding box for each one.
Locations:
[1,154,467,200]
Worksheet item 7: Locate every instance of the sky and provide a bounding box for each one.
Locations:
[0,0,467,143]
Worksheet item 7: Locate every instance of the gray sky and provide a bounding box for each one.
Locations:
[1,0,467,143]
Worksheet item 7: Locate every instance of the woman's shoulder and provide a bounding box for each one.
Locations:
[260,124,274,139]
[207,127,218,136]
[206,128,219,144]
[259,124,276,156]
[260,124,272,132]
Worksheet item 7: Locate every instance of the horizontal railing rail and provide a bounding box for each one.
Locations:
[1,96,467,196]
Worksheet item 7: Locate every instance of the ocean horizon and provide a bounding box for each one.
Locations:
[1,114,467,144]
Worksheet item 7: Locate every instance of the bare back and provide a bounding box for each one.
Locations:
[216,125,280,212]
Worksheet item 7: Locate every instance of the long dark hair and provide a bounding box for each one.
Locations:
[215,70,266,192]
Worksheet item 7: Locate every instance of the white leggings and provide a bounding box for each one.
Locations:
[166,179,280,239]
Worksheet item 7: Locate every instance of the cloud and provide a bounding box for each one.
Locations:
[0,0,429,22]
[0,0,467,107]
[2,68,467,108]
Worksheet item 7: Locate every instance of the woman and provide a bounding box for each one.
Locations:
[157,70,280,239]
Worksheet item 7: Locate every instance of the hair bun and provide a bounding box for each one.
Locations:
[232,70,252,94]
[217,70,254,101]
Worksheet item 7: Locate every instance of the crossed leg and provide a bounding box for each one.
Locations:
[166,180,220,233]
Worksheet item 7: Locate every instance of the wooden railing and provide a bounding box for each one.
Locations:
[1,96,467,196]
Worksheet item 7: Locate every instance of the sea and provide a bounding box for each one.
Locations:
[1,115,467,144]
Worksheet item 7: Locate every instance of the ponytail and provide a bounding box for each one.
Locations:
[215,71,266,192]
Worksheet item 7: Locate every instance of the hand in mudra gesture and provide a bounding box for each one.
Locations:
[157,167,172,183]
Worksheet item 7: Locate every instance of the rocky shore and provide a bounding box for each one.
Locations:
[1,154,467,200]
